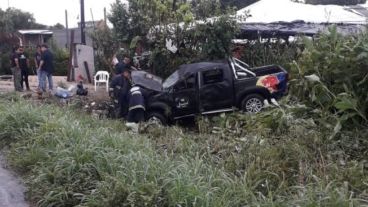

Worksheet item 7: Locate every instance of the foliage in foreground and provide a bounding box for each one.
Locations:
[290,27,368,128]
[0,95,367,206]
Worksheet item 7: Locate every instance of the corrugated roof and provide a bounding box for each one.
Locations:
[237,0,368,24]
[18,30,53,35]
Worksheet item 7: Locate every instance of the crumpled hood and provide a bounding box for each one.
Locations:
[131,71,163,92]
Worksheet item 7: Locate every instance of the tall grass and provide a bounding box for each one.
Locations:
[0,97,367,206]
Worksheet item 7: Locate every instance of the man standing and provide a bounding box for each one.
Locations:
[38,44,54,92]
[10,46,22,92]
[109,68,132,118]
[34,45,42,91]
[18,46,30,91]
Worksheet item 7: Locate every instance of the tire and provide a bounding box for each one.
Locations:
[241,94,264,113]
[146,111,167,126]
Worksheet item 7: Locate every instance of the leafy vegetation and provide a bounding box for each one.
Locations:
[0,8,46,33]
[0,88,367,207]
[107,0,239,77]
[239,38,302,68]
[290,27,368,127]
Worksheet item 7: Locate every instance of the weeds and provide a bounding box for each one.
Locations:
[289,27,368,127]
[0,97,366,206]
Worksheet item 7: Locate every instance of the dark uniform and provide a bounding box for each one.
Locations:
[109,74,132,118]
[18,52,30,90]
[10,51,22,91]
[127,86,145,123]
[115,62,130,75]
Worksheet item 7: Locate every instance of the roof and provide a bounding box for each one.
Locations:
[18,30,53,35]
[178,61,228,76]
[237,0,368,24]
[238,21,366,39]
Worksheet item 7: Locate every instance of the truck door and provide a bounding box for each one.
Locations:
[199,67,234,112]
[172,74,199,119]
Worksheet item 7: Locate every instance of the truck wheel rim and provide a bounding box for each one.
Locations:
[148,116,163,125]
[246,98,263,113]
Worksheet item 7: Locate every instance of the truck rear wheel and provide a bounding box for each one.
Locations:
[241,94,264,113]
[146,111,167,126]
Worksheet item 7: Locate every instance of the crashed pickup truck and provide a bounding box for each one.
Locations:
[132,58,288,125]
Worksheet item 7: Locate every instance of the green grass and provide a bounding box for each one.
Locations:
[0,96,367,206]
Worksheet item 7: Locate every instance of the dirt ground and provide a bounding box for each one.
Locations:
[0,75,110,102]
[0,154,28,207]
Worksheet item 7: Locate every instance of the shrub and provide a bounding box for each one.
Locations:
[0,32,18,75]
[48,39,69,76]
[290,26,368,127]
[239,38,301,68]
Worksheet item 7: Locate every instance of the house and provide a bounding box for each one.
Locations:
[51,20,105,49]
[18,30,53,47]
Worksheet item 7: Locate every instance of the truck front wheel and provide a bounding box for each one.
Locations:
[241,94,264,113]
[146,111,167,126]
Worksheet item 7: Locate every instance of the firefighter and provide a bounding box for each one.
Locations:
[109,68,132,118]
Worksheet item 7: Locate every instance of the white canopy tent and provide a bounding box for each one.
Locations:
[237,0,368,24]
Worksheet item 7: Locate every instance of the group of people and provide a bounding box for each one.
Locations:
[10,44,54,93]
[110,55,146,132]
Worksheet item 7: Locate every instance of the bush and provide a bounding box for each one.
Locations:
[0,33,18,75]
[239,38,301,68]
[48,39,69,76]
[52,47,69,76]
[0,51,12,75]
[290,26,368,127]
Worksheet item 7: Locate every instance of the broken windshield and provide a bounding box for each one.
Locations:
[163,71,179,89]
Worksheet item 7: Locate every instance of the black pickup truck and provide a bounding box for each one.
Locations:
[132,58,288,125]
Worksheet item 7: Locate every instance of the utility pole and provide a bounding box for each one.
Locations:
[65,10,69,48]
[80,0,86,45]
[104,7,107,25]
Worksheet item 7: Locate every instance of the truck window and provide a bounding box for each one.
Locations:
[174,75,196,90]
[186,75,195,89]
[203,69,223,84]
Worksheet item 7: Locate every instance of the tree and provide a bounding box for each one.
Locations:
[90,25,119,73]
[49,23,65,30]
[108,0,239,77]
[0,8,46,33]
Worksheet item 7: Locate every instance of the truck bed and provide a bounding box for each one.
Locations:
[251,65,285,77]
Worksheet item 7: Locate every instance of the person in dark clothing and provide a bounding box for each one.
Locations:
[34,45,42,90]
[127,86,145,123]
[125,86,146,133]
[109,68,132,118]
[115,56,132,75]
[38,44,54,92]
[10,46,22,92]
[18,47,30,90]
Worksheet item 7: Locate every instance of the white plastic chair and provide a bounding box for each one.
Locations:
[94,71,110,92]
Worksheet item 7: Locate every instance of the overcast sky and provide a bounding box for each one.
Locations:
[0,0,126,27]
